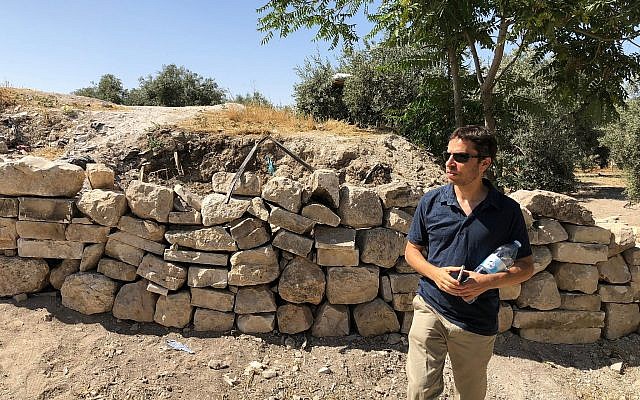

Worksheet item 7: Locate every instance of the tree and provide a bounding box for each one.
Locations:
[293,55,348,121]
[233,90,273,107]
[73,74,125,104]
[258,0,640,131]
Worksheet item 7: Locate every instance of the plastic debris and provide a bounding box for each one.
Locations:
[166,339,195,354]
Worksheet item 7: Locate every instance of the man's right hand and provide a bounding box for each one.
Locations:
[431,266,464,296]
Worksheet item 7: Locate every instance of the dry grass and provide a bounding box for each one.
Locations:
[178,104,370,136]
[0,87,124,112]
[0,88,17,110]
[29,146,66,160]
[575,167,626,188]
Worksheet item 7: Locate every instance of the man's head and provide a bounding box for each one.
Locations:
[444,125,496,186]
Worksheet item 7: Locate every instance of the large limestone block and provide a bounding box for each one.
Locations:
[49,259,80,289]
[97,258,137,281]
[375,182,422,208]
[187,266,228,288]
[18,197,74,223]
[519,205,534,228]
[229,217,270,250]
[498,302,514,333]
[16,221,66,240]
[559,293,602,311]
[104,238,144,266]
[76,190,127,227]
[193,308,235,332]
[237,313,275,333]
[0,197,19,218]
[598,284,635,303]
[499,284,521,301]
[247,197,270,221]
[516,271,561,310]
[384,208,413,234]
[65,224,110,243]
[234,285,277,314]
[262,177,303,213]
[315,226,355,249]
[117,216,165,242]
[337,185,383,229]
[112,280,158,322]
[548,262,599,294]
[301,203,340,227]
[136,253,187,290]
[528,219,568,245]
[316,247,359,267]
[394,258,414,273]
[0,256,48,296]
[353,298,400,337]
[563,224,611,244]
[79,243,105,271]
[165,249,228,266]
[519,328,601,344]
[190,287,235,312]
[212,171,261,197]
[228,245,279,286]
[18,239,83,259]
[165,227,237,252]
[268,207,315,234]
[392,292,415,311]
[326,265,379,304]
[278,257,326,305]
[379,276,393,302]
[125,180,173,223]
[0,218,17,249]
[308,169,340,208]
[509,190,594,225]
[311,302,350,337]
[154,291,193,328]
[272,230,313,257]
[512,310,605,329]
[0,156,85,197]
[277,303,314,334]
[623,247,640,266]
[109,231,166,255]
[548,242,608,264]
[357,228,405,268]
[599,222,636,256]
[86,163,114,190]
[174,184,203,211]
[60,272,119,315]
[201,193,250,226]
[388,273,420,293]
[603,303,640,339]
[597,255,631,284]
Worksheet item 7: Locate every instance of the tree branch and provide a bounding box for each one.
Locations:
[572,27,640,43]
[483,17,510,92]
[464,30,484,85]
[492,35,527,90]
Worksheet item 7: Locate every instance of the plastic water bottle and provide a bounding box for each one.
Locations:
[473,240,522,274]
[464,240,521,304]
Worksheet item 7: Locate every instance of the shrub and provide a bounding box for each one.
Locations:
[293,55,348,121]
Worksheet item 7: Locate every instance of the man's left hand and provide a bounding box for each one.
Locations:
[457,271,491,301]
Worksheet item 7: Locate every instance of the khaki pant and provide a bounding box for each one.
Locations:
[406,295,496,400]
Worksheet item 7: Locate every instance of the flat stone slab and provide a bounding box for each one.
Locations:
[193,308,235,332]
[510,189,595,225]
[168,210,202,225]
[109,231,166,255]
[314,226,356,249]
[65,224,111,243]
[563,224,611,244]
[136,253,187,291]
[174,184,203,211]
[229,217,270,250]
[0,198,19,218]
[201,193,251,226]
[16,221,66,241]
[559,292,602,311]
[104,238,144,266]
[512,310,605,329]
[528,219,568,245]
[598,284,635,303]
[548,262,599,294]
[0,156,85,197]
[187,266,228,288]
[316,247,360,267]
[117,216,166,242]
[97,258,137,281]
[603,303,640,339]
[228,245,280,286]
[268,207,315,234]
[18,238,83,259]
[301,203,340,227]
[237,313,275,334]
[549,242,608,264]
[234,285,277,314]
[272,230,313,257]
[190,287,235,312]
[18,197,74,223]
[519,328,602,344]
[165,227,237,252]
[164,249,228,266]
[375,182,422,208]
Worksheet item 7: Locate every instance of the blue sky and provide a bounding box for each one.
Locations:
[1,1,373,106]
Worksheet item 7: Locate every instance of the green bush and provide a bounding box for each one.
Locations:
[233,91,273,107]
[73,74,125,104]
[601,99,640,201]
[293,55,348,121]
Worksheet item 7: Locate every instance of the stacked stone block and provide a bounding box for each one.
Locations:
[2,156,639,343]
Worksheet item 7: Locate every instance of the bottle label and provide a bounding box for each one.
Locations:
[478,254,506,274]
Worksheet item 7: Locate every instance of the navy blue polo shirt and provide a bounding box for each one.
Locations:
[407,179,531,336]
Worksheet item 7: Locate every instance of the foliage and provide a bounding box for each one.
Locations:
[233,91,273,108]
[293,55,348,121]
[601,100,640,201]
[73,74,125,104]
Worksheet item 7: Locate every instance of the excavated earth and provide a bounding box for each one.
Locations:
[0,89,639,400]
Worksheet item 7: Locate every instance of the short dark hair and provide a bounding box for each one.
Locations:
[450,125,497,160]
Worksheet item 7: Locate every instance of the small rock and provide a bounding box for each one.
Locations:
[208,359,229,370]
[43,313,53,322]
[261,369,278,379]
[610,361,624,373]
[223,373,239,386]
[387,333,403,345]
[318,366,332,374]
[284,337,296,349]
[13,293,28,303]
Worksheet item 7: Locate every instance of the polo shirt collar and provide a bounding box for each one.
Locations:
[441,178,500,210]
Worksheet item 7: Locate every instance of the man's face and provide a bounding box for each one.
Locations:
[444,138,490,186]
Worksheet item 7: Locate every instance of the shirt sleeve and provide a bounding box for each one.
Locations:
[407,196,429,247]
[509,205,533,260]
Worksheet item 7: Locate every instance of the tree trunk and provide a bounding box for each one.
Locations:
[481,89,496,132]
[447,46,463,127]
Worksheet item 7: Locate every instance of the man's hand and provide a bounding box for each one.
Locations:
[431,266,466,296]
[456,271,491,301]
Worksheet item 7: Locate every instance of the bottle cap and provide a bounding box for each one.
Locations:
[514,240,521,247]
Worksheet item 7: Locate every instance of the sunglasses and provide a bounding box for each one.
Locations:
[442,151,484,163]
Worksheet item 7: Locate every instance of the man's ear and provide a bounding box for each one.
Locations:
[480,157,492,172]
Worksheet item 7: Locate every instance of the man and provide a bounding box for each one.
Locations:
[405,125,534,400]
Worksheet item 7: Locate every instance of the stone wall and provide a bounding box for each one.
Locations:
[0,156,638,343]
